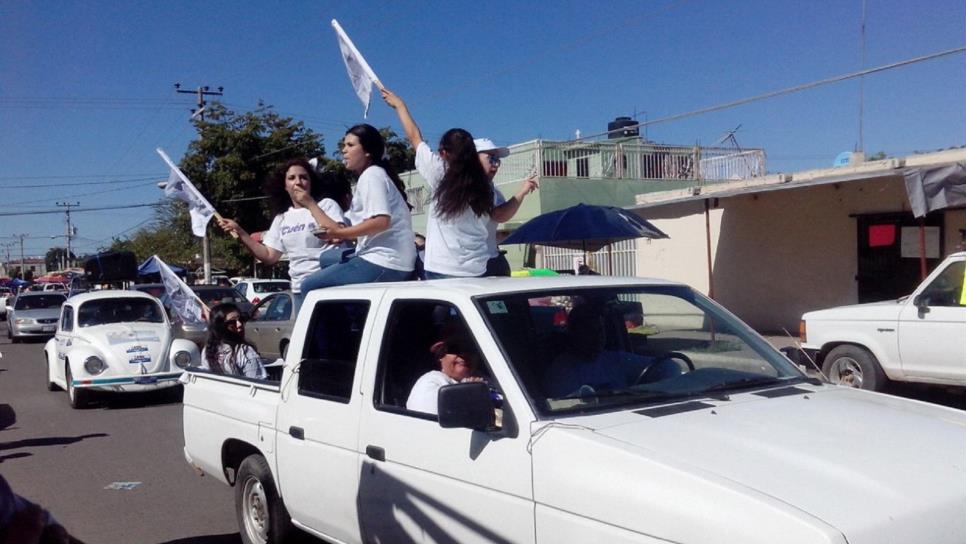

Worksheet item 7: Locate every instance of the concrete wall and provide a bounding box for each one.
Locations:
[632,175,966,333]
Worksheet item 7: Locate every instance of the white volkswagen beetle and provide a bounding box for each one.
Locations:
[44,290,201,408]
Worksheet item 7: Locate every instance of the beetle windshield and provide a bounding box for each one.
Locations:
[477,285,804,417]
[78,298,165,327]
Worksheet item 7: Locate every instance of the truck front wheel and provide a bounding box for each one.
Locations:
[235,454,293,544]
[822,345,887,391]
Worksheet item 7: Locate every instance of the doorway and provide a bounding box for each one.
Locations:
[855,212,944,302]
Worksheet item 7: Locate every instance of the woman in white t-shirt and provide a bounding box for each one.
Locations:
[217,158,352,309]
[382,89,494,278]
[299,124,416,291]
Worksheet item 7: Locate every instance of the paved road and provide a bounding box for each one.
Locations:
[0,327,241,544]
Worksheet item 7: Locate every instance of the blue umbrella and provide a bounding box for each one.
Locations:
[138,256,185,276]
[500,203,668,253]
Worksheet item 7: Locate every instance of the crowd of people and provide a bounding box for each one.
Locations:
[204,89,539,381]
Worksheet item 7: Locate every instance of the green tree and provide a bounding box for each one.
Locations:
[45,247,76,272]
[867,151,888,161]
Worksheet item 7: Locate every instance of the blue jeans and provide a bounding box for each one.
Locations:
[301,255,412,291]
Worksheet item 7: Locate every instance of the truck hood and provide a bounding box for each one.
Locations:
[532,387,966,544]
[802,299,904,321]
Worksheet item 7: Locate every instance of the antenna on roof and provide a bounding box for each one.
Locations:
[715,124,744,153]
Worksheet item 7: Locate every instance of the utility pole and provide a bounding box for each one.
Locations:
[57,202,78,269]
[175,83,223,284]
[12,234,26,280]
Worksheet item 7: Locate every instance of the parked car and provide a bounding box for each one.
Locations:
[234,278,290,305]
[182,277,966,544]
[171,285,255,346]
[43,290,200,408]
[246,292,295,359]
[8,292,66,342]
[800,251,966,391]
[0,287,12,320]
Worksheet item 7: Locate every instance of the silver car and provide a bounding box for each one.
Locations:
[8,292,66,342]
[246,291,295,359]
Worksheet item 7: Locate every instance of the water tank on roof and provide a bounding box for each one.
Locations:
[607,116,639,139]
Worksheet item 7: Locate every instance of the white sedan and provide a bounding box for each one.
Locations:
[44,290,201,408]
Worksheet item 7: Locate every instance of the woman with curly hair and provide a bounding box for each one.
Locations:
[217,158,352,308]
[382,89,494,279]
[201,303,266,379]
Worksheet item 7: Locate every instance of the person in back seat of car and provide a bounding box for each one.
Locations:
[200,303,267,379]
[406,332,484,415]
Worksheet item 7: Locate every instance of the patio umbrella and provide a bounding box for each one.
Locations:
[500,203,668,273]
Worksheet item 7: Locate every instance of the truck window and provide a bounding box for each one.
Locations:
[373,300,497,418]
[918,261,966,307]
[297,300,369,403]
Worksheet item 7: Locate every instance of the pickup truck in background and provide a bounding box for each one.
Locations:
[182,276,966,544]
[801,251,966,391]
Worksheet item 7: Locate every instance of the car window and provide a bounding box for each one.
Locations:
[477,285,803,417]
[235,283,248,296]
[266,294,292,321]
[15,295,66,310]
[77,298,165,327]
[918,261,966,307]
[60,306,74,332]
[297,300,370,403]
[253,281,289,294]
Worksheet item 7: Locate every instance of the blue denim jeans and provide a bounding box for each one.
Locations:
[300,255,412,292]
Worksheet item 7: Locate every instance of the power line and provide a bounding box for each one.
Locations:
[574,44,966,142]
[0,175,165,189]
[0,202,161,218]
[0,172,165,180]
[0,180,162,207]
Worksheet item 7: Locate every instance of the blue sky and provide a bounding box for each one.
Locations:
[2,0,964,259]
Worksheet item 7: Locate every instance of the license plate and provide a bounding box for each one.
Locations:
[133,376,158,385]
[42,326,56,332]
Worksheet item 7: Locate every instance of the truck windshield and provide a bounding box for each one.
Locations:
[477,285,804,417]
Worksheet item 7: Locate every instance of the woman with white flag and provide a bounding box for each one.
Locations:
[382,89,496,279]
[299,124,416,291]
[217,158,352,309]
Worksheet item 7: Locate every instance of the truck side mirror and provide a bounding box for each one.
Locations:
[437,382,495,431]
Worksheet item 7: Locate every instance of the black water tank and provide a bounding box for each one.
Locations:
[607,116,639,139]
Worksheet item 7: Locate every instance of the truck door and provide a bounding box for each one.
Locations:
[897,258,966,382]
[274,298,374,543]
[357,297,535,544]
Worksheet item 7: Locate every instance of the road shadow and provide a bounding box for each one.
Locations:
[85,387,183,411]
[0,452,32,462]
[157,534,241,544]
[0,433,108,451]
[887,383,966,410]
[0,404,16,431]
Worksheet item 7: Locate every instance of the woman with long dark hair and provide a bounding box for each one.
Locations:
[299,124,416,290]
[382,89,494,278]
[217,158,352,308]
[202,303,266,379]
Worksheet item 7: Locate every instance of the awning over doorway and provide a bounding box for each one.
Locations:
[904,162,966,218]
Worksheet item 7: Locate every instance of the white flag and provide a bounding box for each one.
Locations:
[157,148,217,237]
[331,19,382,118]
[154,255,205,326]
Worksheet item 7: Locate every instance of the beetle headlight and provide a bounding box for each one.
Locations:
[174,351,191,369]
[84,356,106,375]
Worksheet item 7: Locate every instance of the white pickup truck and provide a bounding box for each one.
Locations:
[801,251,966,391]
[182,277,966,544]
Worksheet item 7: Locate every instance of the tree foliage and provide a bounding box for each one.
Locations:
[44,247,76,272]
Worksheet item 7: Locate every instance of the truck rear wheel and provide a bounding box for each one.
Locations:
[235,454,293,544]
[822,345,887,391]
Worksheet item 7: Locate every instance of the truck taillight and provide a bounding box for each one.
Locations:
[799,320,807,343]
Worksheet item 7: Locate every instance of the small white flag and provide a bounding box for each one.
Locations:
[154,255,205,326]
[331,19,382,118]
[157,148,217,237]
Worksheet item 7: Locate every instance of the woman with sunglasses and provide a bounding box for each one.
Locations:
[382,89,494,279]
[201,303,267,379]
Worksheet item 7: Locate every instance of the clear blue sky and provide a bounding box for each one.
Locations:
[2,0,964,260]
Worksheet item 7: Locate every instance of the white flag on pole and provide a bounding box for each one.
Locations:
[156,148,217,237]
[154,255,205,326]
[331,19,382,118]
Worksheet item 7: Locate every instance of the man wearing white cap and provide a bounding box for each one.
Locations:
[474,138,539,276]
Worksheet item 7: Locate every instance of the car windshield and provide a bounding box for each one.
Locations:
[78,298,165,327]
[15,294,66,310]
[253,281,289,294]
[477,285,804,417]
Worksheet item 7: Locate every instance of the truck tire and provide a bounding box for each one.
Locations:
[235,454,293,544]
[822,345,887,391]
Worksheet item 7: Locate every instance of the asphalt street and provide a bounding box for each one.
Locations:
[0,325,242,544]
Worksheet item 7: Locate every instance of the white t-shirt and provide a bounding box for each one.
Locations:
[406,370,457,415]
[416,142,491,277]
[487,186,507,258]
[263,199,346,292]
[346,165,415,272]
